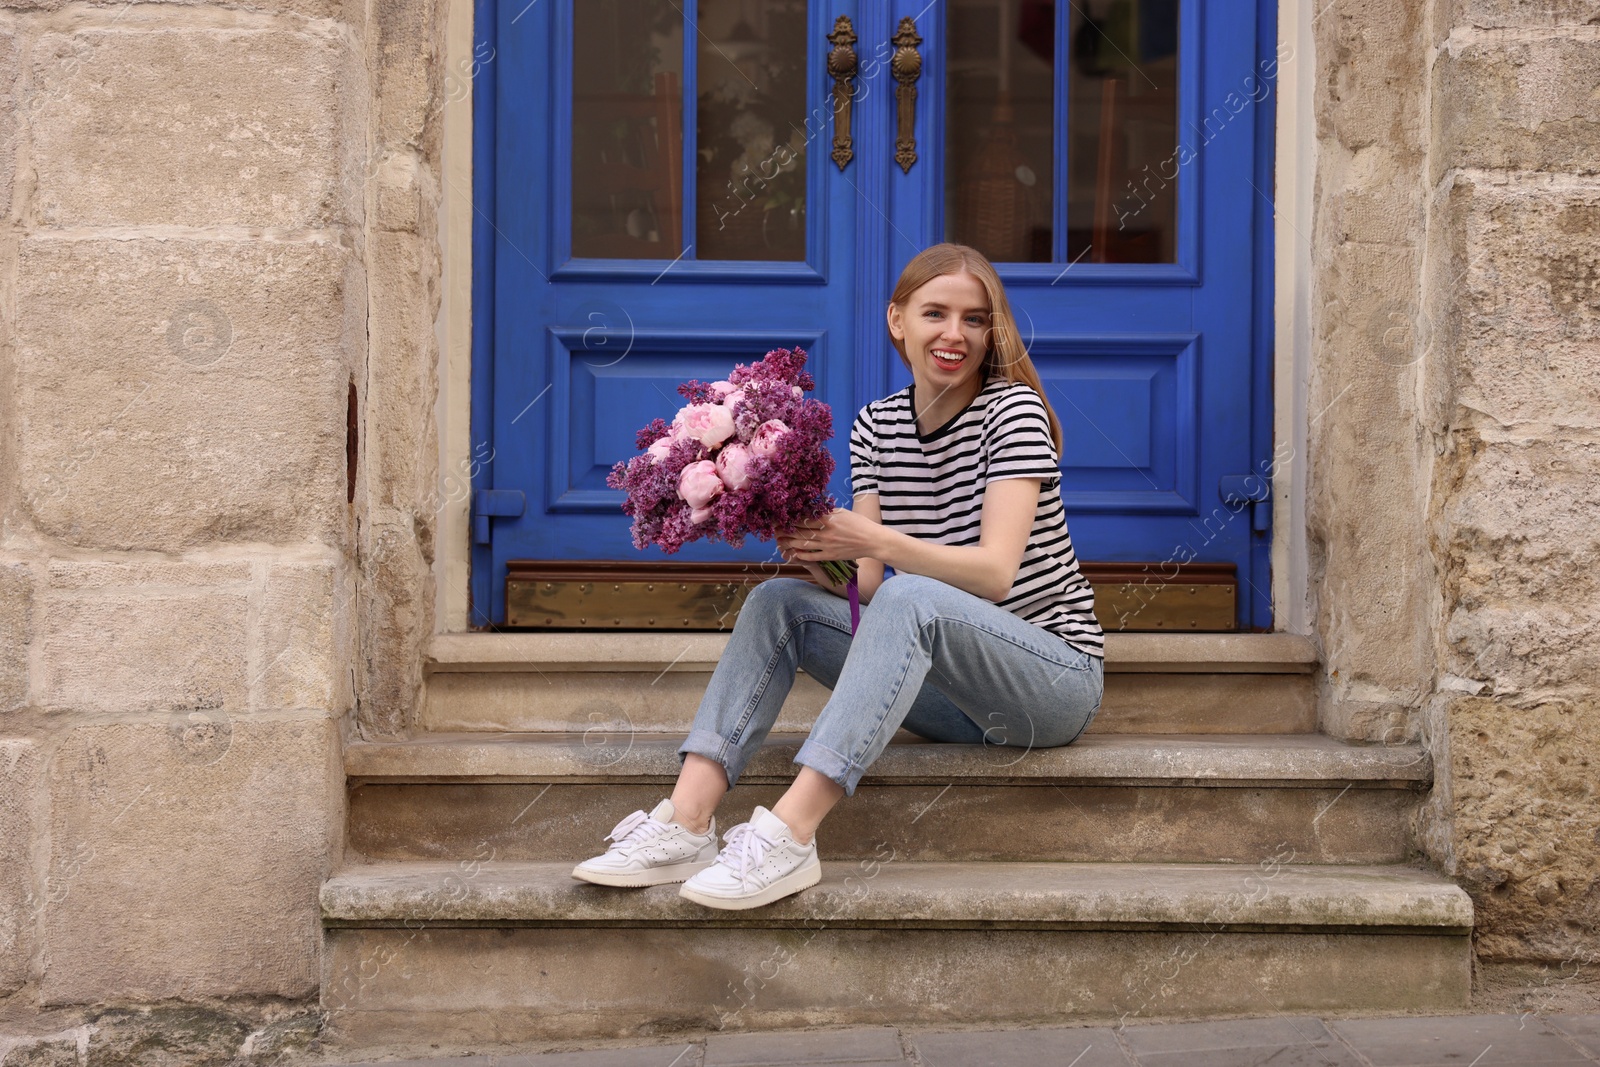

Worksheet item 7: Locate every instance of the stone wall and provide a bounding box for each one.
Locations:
[0,0,444,1010]
[1311,0,1600,963]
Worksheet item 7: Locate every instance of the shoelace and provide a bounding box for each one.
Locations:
[715,822,776,886]
[603,809,673,851]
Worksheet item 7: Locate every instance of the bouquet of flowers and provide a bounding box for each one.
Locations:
[606,346,862,629]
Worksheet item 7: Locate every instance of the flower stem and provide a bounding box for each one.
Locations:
[819,559,857,586]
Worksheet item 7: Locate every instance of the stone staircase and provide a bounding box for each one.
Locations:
[320,633,1472,1044]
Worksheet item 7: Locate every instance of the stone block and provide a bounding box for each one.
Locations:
[0,562,32,712]
[374,0,444,153]
[41,716,338,1003]
[367,231,440,510]
[15,238,354,551]
[1442,439,1600,689]
[0,1035,80,1066]
[372,149,423,234]
[0,30,17,222]
[323,925,1470,1043]
[1446,697,1600,963]
[1434,38,1600,181]
[1446,0,1600,29]
[1314,0,1428,154]
[1434,177,1600,429]
[0,0,351,13]
[38,560,253,714]
[28,29,341,228]
[0,740,40,995]
[357,523,431,737]
[261,557,353,711]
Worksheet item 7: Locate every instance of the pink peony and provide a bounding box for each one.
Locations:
[716,442,753,490]
[720,386,746,410]
[689,505,716,524]
[749,419,791,458]
[678,460,724,509]
[673,404,736,448]
[709,380,737,401]
[792,385,802,397]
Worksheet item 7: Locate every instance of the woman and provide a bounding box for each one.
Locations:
[572,243,1105,909]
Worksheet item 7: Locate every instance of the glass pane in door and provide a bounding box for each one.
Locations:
[571,2,685,259]
[945,0,1057,263]
[1066,0,1179,263]
[695,0,809,261]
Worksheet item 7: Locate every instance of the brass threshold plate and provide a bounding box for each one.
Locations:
[505,561,1236,633]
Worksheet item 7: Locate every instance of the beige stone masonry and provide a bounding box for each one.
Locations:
[27,28,343,229]
[30,552,352,715]
[1310,0,1437,745]
[38,561,252,713]
[1433,35,1600,179]
[1444,697,1600,962]
[1411,3,1600,964]
[15,237,358,551]
[0,739,40,996]
[0,29,17,223]
[0,561,31,712]
[0,0,363,23]
[351,0,445,739]
[41,714,340,1004]
[1433,176,1600,430]
[1442,438,1600,693]
[1445,0,1600,28]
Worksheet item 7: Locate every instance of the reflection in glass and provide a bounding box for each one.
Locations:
[946,0,1056,263]
[695,1,809,262]
[1067,0,1179,263]
[572,1,684,259]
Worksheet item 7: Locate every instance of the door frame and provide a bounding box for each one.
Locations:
[435,0,1315,636]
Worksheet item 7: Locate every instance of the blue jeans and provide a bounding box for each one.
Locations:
[678,573,1105,796]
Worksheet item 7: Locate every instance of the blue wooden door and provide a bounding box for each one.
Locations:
[473,0,1277,628]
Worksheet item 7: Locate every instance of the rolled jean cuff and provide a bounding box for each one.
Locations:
[793,737,866,798]
[677,728,757,789]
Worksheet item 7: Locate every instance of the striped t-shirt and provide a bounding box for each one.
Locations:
[848,372,1104,658]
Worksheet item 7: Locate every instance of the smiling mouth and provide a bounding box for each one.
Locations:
[931,348,966,369]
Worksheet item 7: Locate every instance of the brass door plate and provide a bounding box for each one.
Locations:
[505,561,1237,632]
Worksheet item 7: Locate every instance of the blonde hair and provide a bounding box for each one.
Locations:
[887,243,1064,455]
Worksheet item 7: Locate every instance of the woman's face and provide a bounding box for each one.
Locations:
[888,271,993,396]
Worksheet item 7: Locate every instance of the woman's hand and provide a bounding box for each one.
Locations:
[776,508,883,564]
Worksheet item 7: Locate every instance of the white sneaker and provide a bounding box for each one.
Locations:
[571,798,717,887]
[678,805,821,910]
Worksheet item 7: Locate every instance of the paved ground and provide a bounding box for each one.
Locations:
[335,1013,1600,1066]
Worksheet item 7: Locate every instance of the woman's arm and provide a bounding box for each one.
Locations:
[782,480,1043,604]
[873,478,1042,602]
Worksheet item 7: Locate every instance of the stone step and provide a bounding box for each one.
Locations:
[344,733,1430,865]
[319,859,1472,1042]
[422,632,1319,735]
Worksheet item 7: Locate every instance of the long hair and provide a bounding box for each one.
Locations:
[887,243,1064,455]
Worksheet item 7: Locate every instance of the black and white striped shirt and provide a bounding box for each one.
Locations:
[849,372,1104,658]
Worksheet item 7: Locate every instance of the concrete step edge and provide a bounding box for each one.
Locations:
[344,732,1431,785]
[320,859,1472,931]
[428,632,1319,675]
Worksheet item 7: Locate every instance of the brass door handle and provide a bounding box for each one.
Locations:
[890,16,922,173]
[826,16,858,170]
